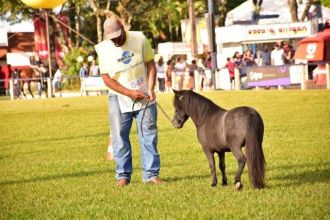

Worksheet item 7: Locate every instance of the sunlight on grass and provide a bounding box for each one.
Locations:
[0,90,329,219]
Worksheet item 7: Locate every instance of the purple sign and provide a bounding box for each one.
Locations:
[247,66,291,87]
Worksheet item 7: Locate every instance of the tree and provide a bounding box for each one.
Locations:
[287,0,325,22]
[216,0,245,26]
[300,0,314,21]
[288,0,299,22]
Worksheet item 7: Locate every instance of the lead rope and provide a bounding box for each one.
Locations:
[156,102,172,122]
[132,99,172,137]
[132,98,149,137]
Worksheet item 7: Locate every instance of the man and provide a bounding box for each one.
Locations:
[79,62,89,96]
[89,60,100,76]
[52,67,62,97]
[271,43,284,66]
[95,17,162,187]
[260,45,271,66]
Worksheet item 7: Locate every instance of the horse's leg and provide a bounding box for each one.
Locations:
[27,82,34,99]
[44,81,48,97]
[37,81,42,97]
[202,148,217,187]
[21,82,27,99]
[231,145,246,190]
[217,152,228,186]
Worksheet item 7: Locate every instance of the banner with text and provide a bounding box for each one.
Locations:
[247,66,291,87]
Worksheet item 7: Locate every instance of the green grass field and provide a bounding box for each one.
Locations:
[1,90,330,219]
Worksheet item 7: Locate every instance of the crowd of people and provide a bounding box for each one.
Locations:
[223,41,296,87]
[153,41,298,93]
[154,54,215,93]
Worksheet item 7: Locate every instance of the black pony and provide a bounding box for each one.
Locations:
[172,90,265,189]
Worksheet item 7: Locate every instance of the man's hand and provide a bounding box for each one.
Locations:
[127,90,148,101]
[147,90,156,102]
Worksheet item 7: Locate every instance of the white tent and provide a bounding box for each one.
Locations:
[225,0,330,25]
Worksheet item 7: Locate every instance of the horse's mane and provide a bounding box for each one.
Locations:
[181,91,225,126]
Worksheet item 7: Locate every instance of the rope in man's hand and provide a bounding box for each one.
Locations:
[132,94,172,137]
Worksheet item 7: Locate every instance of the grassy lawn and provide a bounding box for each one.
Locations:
[0,90,329,219]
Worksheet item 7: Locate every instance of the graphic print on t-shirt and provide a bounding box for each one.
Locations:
[117,51,135,65]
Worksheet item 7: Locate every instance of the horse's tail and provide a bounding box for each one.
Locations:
[246,112,265,189]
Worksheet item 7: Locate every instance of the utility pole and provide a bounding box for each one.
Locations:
[44,10,53,97]
[44,10,52,77]
[206,0,217,70]
[188,0,197,56]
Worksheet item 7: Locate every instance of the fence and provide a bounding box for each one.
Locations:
[1,62,329,100]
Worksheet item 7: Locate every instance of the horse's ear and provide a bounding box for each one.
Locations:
[172,89,178,94]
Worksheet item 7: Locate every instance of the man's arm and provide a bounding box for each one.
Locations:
[145,59,157,101]
[101,74,147,101]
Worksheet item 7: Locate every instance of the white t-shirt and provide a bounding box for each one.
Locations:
[53,69,62,82]
[174,62,186,76]
[156,63,165,79]
[95,31,155,113]
[271,49,284,66]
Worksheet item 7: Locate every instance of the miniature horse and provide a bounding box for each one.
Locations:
[172,90,265,189]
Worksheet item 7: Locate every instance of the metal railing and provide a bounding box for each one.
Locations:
[1,63,329,101]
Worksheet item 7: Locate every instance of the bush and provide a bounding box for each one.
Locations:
[62,47,89,90]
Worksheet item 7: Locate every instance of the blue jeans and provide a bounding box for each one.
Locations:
[109,94,160,182]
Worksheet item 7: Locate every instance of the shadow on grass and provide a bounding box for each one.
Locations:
[164,162,330,187]
[164,174,211,183]
[0,168,113,186]
[268,162,330,187]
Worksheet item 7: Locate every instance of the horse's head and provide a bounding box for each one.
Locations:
[172,89,189,128]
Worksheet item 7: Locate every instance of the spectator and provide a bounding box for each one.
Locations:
[271,43,284,66]
[233,51,243,76]
[324,19,330,29]
[174,56,187,90]
[0,66,6,95]
[241,49,256,78]
[197,58,206,90]
[89,60,100,76]
[79,62,89,96]
[204,52,213,70]
[283,42,295,64]
[79,62,89,78]
[225,57,235,84]
[260,45,271,66]
[52,67,62,97]
[165,59,173,92]
[188,59,198,90]
[156,56,166,92]
[11,69,21,98]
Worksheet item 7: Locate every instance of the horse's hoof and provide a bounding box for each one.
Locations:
[211,182,217,187]
[222,181,228,186]
[235,182,243,190]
